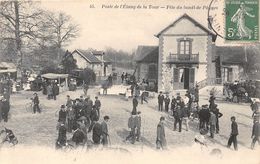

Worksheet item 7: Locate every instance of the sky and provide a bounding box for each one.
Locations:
[40,0,227,52]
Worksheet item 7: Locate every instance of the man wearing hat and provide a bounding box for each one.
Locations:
[156,116,167,150]
[94,96,101,118]
[212,104,223,134]
[56,122,67,149]
[199,105,210,130]
[125,112,137,144]
[158,91,164,112]
[251,119,260,149]
[58,105,67,124]
[164,94,170,113]
[33,93,40,113]
[101,115,110,146]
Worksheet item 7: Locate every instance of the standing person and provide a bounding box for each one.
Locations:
[156,116,167,150]
[194,85,199,104]
[47,84,53,100]
[33,93,40,113]
[101,116,110,147]
[130,84,135,97]
[170,96,176,115]
[56,123,67,149]
[121,72,125,83]
[53,83,59,100]
[136,111,141,141]
[94,96,101,119]
[173,105,183,132]
[182,105,190,131]
[209,111,217,138]
[125,112,137,144]
[58,105,67,125]
[83,83,89,96]
[212,104,223,134]
[1,98,10,122]
[0,96,3,122]
[164,94,170,113]
[67,106,75,133]
[71,124,86,147]
[132,96,138,114]
[209,93,216,110]
[251,119,260,149]
[140,91,148,104]
[158,91,164,112]
[199,105,210,130]
[92,121,102,145]
[227,116,239,151]
[66,95,72,108]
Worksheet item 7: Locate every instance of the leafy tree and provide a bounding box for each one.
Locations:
[80,68,96,85]
[61,50,77,74]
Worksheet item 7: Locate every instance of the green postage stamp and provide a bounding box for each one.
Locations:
[225,0,259,41]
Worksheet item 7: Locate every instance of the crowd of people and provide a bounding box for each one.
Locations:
[55,94,110,149]
[223,80,259,103]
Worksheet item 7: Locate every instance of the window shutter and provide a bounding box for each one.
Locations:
[174,68,179,82]
[189,68,195,83]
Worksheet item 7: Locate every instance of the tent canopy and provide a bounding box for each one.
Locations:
[41,73,69,79]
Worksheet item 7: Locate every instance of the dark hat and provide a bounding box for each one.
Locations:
[202,104,208,108]
[137,111,141,114]
[231,116,236,120]
[159,91,162,93]
[131,111,136,115]
[61,105,65,108]
[160,116,165,121]
[33,92,37,95]
[95,96,98,99]
[104,115,110,120]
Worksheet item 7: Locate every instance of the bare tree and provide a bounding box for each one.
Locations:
[0,0,43,68]
[42,11,79,61]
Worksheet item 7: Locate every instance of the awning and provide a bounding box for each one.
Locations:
[41,73,69,79]
[0,69,17,73]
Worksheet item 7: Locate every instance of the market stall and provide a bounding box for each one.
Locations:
[41,73,69,93]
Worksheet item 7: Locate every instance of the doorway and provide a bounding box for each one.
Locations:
[184,68,190,89]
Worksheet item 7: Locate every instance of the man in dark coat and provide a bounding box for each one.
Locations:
[125,112,137,144]
[56,123,67,149]
[170,96,177,115]
[101,116,110,146]
[33,93,40,113]
[251,119,260,149]
[1,98,10,122]
[71,124,86,147]
[121,72,125,83]
[209,93,216,110]
[156,116,167,150]
[92,121,102,145]
[227,116,239,151]
[58,105,67,124]
[158,91,164,112]
[94,96,101,118]
[173,105,183,132]
[199,105,210,130]
[209,111,217,138]
[52,83,59,100]
[164,94,170,113]
[132,96,138,114]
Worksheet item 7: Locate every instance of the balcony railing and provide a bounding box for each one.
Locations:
[166,53,199,64]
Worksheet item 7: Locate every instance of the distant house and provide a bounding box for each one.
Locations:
[0,62,17,79]
[135,14,246,92]
[70,49,112,77]
[216,46,246,83]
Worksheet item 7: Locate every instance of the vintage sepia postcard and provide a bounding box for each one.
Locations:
[0,0,260,164]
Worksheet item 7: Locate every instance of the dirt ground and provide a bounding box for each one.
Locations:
[0,86,258,150]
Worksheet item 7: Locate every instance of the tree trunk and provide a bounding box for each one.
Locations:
[14,1,22,69]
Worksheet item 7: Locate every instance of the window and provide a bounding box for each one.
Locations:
[177,38,193,55]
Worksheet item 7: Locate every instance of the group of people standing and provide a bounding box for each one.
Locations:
[56,94,111,149]
[42,81,59,100]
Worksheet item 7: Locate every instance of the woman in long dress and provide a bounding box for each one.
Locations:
[231,2,255,39]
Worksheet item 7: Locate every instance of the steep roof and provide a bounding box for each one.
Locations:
[155,13,217,41]
[216,46,246,64]
[135,46,158,63]
[72,49,102,63]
